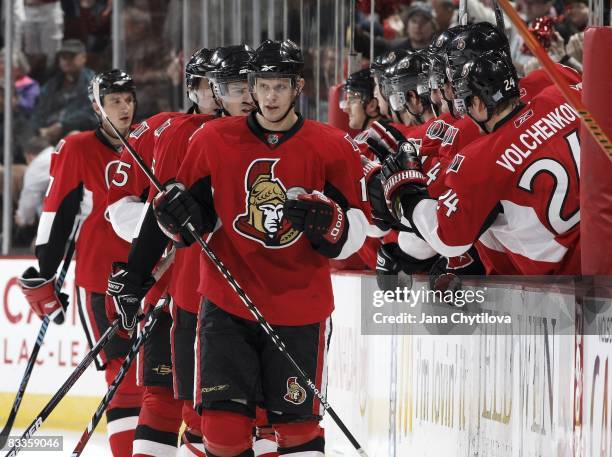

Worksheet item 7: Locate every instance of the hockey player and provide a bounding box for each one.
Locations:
[107,45,277,457]
[380,49,581,275]
[340,68,382,131]
[18,70,142,457]
[105,47,222,457]
[151,39,368,457]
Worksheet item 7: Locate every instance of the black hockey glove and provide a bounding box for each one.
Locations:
[106,263,155,337]
[284,190,348,258]
[365,120,408,161]
[376,243,438,291]
[152,180,206,247]
[361,155,397,232]
[428,247,485,306]
[381,141,428,223]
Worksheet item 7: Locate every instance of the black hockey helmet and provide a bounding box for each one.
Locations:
[452,50,520,127]
[340,68,375,109]
[185,47,216,90]
[248,39,304,78]
[427,25,467,90]
[206,44,254,83]
[445,22,513,83]
[383,51,432,119]
[88,69,136,104]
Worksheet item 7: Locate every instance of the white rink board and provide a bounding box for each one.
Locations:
[0,258,107,397]
[0,258,604,456]
[324,274,578,457]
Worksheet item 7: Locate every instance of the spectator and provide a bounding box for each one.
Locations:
[15,136,52,228]
[0,48,40,116]
[556,0,589,42]
[355,2,438,58]
[30,39,97,144]
[510,0,558,73]
[0,78,33,166]
[63,0,112,71]
[22,0,64,80]
[124,6,173,117]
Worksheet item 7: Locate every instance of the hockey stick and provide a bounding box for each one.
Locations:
[4,320,119,457]
[496,0,612,162]
[458,0,468,26]
[92,84,369,457]
[70,298,167,457]
[0,218,82,449]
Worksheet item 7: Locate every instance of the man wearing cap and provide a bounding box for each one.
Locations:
[31,39,97,144]
[356,2,438,59]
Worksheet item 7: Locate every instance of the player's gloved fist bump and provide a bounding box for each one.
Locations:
[381,141,428,220]
[366,120,407,161]
[106,262,154,337]
[284,188,347,245]
[152,180,204,246]
[376,243,438,291]
[18,267,68,324]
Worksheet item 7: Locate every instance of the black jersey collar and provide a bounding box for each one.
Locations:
[247,111,305,149]
[492,103,526,133]
[95,126,123,154]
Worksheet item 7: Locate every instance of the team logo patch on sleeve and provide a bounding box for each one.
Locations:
[447,154,465,174]
[233,159,301,248]
[283,377,307,405]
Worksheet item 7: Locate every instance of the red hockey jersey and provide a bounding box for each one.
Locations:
[148,114,212,313]
[411,85,581,274]
[177,113,368,325]
[106,111,183,242]
[36,130,131,292]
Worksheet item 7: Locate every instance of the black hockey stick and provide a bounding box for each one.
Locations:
[0,218,81,449]
[70,298,167,457]
[4,320,119,457]
[92,83,369,457]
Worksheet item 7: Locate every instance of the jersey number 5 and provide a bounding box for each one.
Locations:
[518,130,580,235]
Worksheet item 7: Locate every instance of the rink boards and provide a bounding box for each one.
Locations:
[0,258,611,456]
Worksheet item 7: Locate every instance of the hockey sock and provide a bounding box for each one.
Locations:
[273,422,325,457]
[201,409,254,457]
[178,402,205,456]
[105,358,143,457]
[132,386,182,456]
[254,408,278,457]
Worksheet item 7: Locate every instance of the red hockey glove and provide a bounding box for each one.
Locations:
[381,141,428,222]
[284,190,348,257]
[106,262,154,338]
[19,267,68,324]
[365,120,408,161]
[152,180,206,247]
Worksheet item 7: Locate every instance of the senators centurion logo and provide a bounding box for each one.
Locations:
[284,377,307,405]
[233,159,301,248]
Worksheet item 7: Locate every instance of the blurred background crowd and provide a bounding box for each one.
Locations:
[0,0,601,252]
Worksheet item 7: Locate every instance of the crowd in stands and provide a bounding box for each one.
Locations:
[0,0,589,251]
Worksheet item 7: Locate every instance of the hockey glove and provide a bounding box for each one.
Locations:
[376,243,438,291]
[284,190,348,258]
[428,247,485,307]
[365,120,408,161]
[381,141,428,223]
[152,180,206,246]
[19,267,68,324]
[361,155,397,232]
[106,262,155,337]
